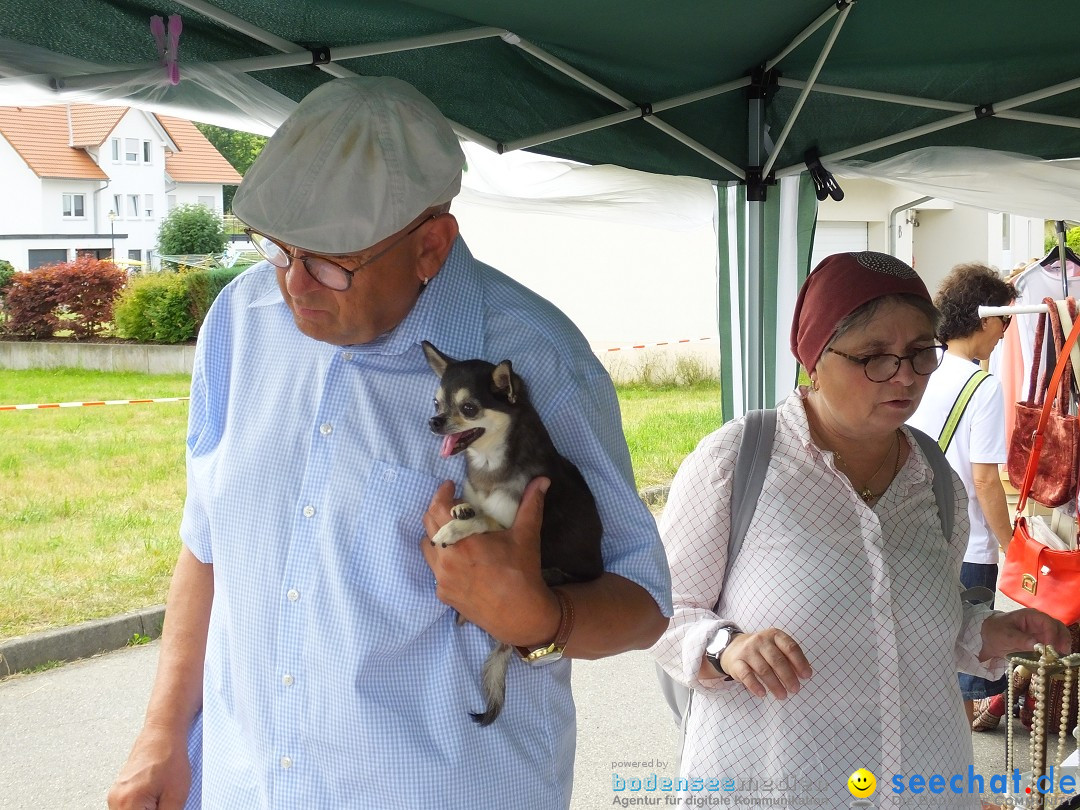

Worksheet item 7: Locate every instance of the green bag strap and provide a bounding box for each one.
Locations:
[937,368,990,453]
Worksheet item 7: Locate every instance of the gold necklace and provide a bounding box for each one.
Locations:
[834,430,902,503]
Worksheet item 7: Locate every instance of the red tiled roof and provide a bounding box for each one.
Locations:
[156,115,243,184]
[69,104,126,147]
[0,105,109,179]
[0,104,242,184]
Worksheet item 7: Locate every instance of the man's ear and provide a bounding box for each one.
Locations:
[416,213,459,284]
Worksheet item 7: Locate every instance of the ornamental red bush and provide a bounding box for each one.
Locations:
[3,257,128,339]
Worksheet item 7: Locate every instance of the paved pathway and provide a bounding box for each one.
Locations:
[0,639,1072,809]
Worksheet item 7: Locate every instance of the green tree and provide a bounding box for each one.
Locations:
[1044,225,1080,255]
[194,124,267,212]
[158,204,227,256]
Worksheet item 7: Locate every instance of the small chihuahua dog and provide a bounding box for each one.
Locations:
[422,340,603,725]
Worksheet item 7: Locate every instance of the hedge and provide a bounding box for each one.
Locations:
[113,267,245,343]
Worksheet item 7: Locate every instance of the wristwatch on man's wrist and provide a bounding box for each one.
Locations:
[704,625,743,680]
[516,588,574,667]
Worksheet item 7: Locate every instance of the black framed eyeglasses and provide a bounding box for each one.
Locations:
[998,314,1012,328]
[825,344,948,382]
[244,214,437,291]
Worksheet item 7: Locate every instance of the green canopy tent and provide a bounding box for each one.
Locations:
[4,0,1080,415]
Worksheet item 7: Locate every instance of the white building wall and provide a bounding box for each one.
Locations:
[0,135,41,235]
[102,110,172,262]
[170,183,224,213]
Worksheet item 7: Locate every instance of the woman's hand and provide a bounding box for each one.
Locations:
[714,628,813,700]
[979,609,1072,661]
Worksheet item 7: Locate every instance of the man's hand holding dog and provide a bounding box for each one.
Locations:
[422,477,562,650]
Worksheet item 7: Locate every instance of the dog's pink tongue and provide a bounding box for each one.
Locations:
[440,434,458,458]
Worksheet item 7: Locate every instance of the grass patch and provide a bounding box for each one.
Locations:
[0,368,721,639]
[618,381,722,489]
[1,369,191,639]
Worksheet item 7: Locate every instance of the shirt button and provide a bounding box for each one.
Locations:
[341,352,353,362]
[280,756,293,770]
[287,588,299,602]
[282,674,295,686]
[383,469,397,482]
[302,505,315,518]
[319,423,333,436]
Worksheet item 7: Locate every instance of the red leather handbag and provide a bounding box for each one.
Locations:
[1007,298,1079,507]
[1001,309,1080,625]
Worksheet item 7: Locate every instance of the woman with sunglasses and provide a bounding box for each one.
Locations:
[908,262,1018,731]
[651,252,1067,808]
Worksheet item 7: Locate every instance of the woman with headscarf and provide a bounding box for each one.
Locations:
[651,252,1068,809]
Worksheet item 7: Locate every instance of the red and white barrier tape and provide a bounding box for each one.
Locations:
[601,336,714,353]
[1,397,189,411]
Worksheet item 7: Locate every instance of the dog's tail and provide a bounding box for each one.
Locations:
[470,642,512,726]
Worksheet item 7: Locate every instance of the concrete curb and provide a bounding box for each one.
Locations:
[0,605,165,677]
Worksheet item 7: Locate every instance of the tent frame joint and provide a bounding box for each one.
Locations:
[746,65,779,101]
[744,166,776,201]
[974,103,995,119]
[307,46,331,66]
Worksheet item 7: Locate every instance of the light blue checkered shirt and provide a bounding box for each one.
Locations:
[179,238,671,809]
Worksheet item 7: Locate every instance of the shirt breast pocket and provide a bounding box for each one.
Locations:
[340,460,453,657]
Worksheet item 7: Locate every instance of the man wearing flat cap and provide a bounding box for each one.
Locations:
[109,77,670,810]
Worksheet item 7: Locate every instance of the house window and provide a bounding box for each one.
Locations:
[112,194,123,220]
[143,194,154,218]
[128,249,142,261]
[143,141,152,163]
[125,138,139,162]
[62,193,85,218]
[1002,214,1011,251]
[28,248,68,268]
[128,194,140,218]
[198,195,215,211]
[111,138,120,162]
[167,194,177,212]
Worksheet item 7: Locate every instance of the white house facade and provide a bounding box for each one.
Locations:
[0,104,241,270]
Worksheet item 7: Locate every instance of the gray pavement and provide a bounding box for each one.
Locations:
[2,634,1074,810]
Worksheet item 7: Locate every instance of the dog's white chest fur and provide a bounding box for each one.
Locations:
[430,478,528,548]
[466,483,523,529]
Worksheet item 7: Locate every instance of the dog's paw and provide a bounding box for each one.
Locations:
[431,522,469,548]
[450,502,476,521]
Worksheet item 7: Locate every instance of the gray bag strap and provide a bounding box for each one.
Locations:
[716,408,777,609]
[908,425,954,542]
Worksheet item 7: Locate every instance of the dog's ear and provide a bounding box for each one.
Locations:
[492,360,517,404]
[422,341,454,378]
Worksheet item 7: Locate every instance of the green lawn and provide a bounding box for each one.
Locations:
[0,368,721,639]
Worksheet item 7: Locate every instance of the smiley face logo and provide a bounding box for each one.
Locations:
[847,768,876,798]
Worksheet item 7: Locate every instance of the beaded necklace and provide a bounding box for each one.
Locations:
[1005,644,1080,808]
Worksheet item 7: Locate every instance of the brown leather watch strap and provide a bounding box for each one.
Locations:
[516,587,574,659]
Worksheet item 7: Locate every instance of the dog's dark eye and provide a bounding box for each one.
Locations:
[461,402,479,418]
[432,398,440,412]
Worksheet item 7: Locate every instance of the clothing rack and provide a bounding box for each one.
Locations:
[979,303,1054,317]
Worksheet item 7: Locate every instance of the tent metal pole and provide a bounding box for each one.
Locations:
[772,113,976,178]
[765,2,847,72]
[778,79,970,113]
[997,110,1080,129]
[507,37,744,177]
[51,28,506,90]
[773,75,1080,178]
[746,94,767,411]
[169,0,308,54]
[762,2,852,177]
[501,108,645,152]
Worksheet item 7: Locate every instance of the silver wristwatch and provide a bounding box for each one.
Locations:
[704,626,743,680]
